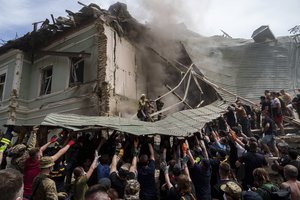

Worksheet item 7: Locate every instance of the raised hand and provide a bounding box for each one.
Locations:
[32,125,39,132]
[160,161,169,175]
[50,135,57,144]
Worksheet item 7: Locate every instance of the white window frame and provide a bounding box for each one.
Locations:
[0,68,7,101]
[39,65,53,96]
[69,57,84,87]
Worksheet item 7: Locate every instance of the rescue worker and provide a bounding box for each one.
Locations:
[156,96,164,120]
[0,125,14,166]
[137,94,149,121]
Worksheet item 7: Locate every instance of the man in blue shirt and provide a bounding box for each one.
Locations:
[137,141,157,200]
[96,154,110,181]
[187,139,212,200]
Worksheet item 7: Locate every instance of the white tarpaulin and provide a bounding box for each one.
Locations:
[41,100,228,136]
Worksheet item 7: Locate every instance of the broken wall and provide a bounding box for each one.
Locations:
[104,24,147,117]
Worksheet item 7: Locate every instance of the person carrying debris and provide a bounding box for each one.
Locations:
[6,126,39,172]
[234,100,251,137]
[261,112,279,157]
[271,92,285,135]
[23,127,76,199]
[280,89,294,118]
[71,151,101,200]
[109,137,139,198]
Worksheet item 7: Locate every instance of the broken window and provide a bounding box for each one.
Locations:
[0,73,6,100]
[69,57,84,86]
[40,66,53,96]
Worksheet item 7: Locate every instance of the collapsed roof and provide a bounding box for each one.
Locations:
[0,2,146,55]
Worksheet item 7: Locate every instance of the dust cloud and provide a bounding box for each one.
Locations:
[130,0,210,38]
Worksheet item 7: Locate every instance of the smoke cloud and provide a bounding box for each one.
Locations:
[129,0,210,36]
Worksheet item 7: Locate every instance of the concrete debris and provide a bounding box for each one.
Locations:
[251,25,276,43]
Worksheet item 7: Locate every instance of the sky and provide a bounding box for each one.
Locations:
[0,0,299,43]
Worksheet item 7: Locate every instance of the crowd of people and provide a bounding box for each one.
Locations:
[0,90,300,200]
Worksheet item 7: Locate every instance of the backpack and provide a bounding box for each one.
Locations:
[260,185,291,200]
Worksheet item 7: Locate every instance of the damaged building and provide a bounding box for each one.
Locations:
[0,3,150,128]
[0,2,299,134]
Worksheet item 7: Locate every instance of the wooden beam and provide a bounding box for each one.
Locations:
[37,50,91,58]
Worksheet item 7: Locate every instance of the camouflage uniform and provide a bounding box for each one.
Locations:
[8,132,36,172]
[31,157,67,200]
[31,173,59,200]
[124,179,140,200]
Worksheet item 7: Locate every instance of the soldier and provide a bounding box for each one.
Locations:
[31,156,68,200]
[7,126,39,172]
[124,179,140,200]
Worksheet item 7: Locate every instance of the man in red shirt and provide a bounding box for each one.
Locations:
[23,129,75,200]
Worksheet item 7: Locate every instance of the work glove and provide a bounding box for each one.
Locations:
[133,147,140,157]
[182,143,187,154]
[50,135,57,144]
[67,140,75,147]
[0,144,8,153]
[115,143,123,157]
[160,161,169,175]
[195,157,201,164]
